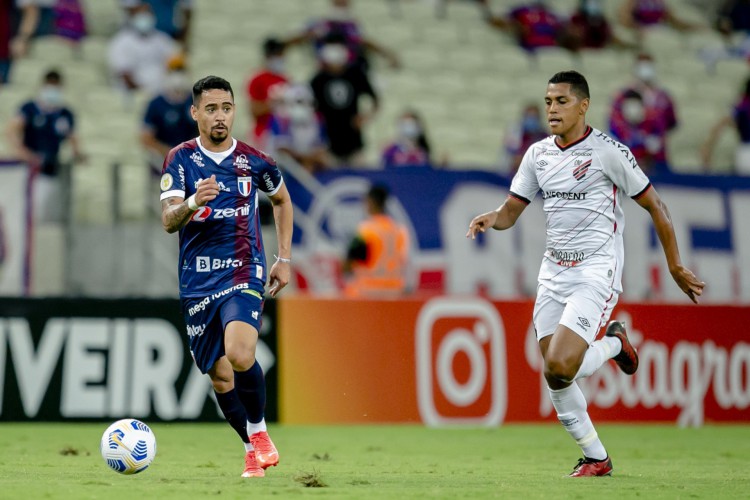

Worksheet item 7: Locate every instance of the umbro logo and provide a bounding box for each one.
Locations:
[577,317,591,330]
[536,160,548,170]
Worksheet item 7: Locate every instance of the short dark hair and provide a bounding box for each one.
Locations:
[192,75,234,105]
[44,69,62,85]
[548,71,590,100]
[367,184,389,211]
[263,37,285,57]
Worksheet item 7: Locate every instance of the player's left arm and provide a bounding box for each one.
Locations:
[267,182,293,297]
[635,187,705,303]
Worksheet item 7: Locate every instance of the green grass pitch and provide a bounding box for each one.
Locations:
[0,423,748,499]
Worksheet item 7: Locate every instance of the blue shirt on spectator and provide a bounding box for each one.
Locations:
[20,101,75,176]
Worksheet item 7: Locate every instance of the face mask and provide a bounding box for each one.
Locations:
[583,0,602,16]
[163,71,189,96]
[39,85,63,107]
[622,99,645,124]
[522,115,541,133]
[132,12,156,34]
[329,6,351,21]
[634,62,656,83]
[320,44,349,67]
[288,104,313,123]
[267,56,285,75]
[398,119,420,140]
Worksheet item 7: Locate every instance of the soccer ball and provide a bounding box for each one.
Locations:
[100,419,157,474]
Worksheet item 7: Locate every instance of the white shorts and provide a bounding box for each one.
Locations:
[532,281,618,344]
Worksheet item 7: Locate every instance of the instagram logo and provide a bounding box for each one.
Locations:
[415,297,507,426]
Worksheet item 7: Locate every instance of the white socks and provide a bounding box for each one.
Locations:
[548,383,607,460]
[247,418,267,436]
[574,336,621,380]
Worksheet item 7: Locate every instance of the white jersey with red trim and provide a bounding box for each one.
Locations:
[509,126,651,293]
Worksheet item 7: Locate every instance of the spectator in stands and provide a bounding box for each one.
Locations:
[108,2,179,96]
[310,34,379,167]
[698,0,750,73]
[267,84,331,174]
[484,1,565,56]
[6,69,85,223]
[284,0,400,72]
[701,77,750,175]
[121,0,192,46]
[381,110,432,168]
[1,0,50,85]
[609,53,677,172]
[609,89,669,174]
[502,103,548,173]
[343,184,409,297]
[140,61,197,179]
[53,0,86,53]
[561,0,636,52]
[618,0,701,46]
[246,37,289,151]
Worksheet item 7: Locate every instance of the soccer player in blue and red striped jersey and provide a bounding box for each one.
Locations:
[160,75,293,478]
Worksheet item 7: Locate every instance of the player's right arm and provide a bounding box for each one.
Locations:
[466,143,539,239]
[161,175,219,233]
[466,196,527,239]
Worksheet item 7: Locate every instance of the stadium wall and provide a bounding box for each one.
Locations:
[279,296,750,427]
[285,167,750,303]
[0,298,279,422]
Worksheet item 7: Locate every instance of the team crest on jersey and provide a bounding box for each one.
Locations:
[160,173,173,191]
[234,154,250,170]
[238,177,252,197]
[190,151,205,168]
[573,159,591,181]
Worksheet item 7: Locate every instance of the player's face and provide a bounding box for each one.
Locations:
[544,83,588,139]
[191,89,235,146]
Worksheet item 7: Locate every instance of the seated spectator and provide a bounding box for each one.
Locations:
[618,0,701,46]
[561,0,635,51]
[609,90,669,174]
[140,62,196,178]
[484,1,565,55]
[268,84,331,174]
[246,37,289,151]
[699,0,750,73]
[701,77,750,175]
[120,0,192,46]
[5,69,85,223]
[381,110,432,168]
[502,103,548,172]
[284,0,400,72]
[310,34,379,166]
[610,52,677,171]
[108,2,179,96]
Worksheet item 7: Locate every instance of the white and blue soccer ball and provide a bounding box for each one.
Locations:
[100,419,157,474]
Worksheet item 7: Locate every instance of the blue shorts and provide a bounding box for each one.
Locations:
[180,283,264,373]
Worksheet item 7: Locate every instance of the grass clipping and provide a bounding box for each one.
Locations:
[294,469,327,488]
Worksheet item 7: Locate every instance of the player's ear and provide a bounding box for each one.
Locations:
[579,98,590,115]
[190,104,197,121]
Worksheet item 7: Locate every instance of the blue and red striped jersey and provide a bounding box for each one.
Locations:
[160,138,283,298]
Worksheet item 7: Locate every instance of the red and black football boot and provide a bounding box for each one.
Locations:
[605,320,639,375]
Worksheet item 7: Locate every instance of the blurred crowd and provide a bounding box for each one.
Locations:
[2,0,750,223]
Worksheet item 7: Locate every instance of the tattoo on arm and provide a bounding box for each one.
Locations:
[161,197,194,233]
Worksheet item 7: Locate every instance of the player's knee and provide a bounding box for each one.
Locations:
[544,356,576,383]
[225,349,256,372]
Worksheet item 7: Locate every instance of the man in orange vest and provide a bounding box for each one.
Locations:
[344,184,409,297]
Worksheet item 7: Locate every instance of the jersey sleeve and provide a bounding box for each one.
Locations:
[601,140,651,199]
[508,145,539,204]
[159,148,186,201]
[255,151,284,196]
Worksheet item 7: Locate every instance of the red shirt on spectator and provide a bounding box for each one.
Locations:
[246,70,288,144]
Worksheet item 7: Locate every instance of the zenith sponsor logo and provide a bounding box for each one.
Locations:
[542,191,587,200]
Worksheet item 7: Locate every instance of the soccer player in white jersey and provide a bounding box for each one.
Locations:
[467,71,705,477]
